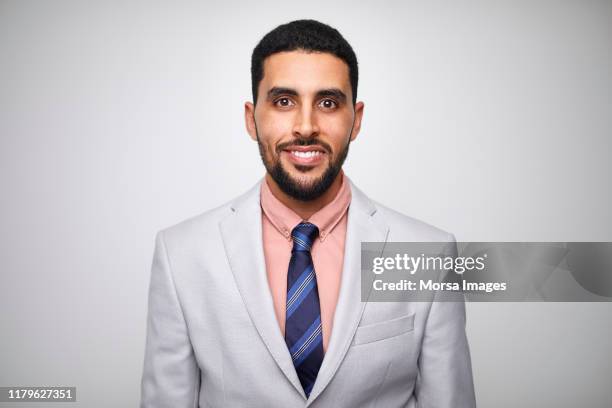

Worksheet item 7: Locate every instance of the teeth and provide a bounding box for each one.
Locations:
[290,150,321,158]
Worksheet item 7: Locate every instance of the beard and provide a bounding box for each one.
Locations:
[256,133,350,202]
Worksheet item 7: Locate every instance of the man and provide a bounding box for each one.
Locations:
[140,19,476,407]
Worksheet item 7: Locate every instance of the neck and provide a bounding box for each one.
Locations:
[265,170,344,220]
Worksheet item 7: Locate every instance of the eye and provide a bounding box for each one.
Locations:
[319,98,338,110]
[274,97,295,108]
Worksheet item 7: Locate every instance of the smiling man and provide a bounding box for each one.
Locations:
[140,19,476,408]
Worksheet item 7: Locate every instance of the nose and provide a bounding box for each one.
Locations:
[292,104,319,139]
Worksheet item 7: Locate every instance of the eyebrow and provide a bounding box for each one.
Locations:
[266,87,347,103]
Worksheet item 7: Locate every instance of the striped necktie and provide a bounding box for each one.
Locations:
[285,222,324,398]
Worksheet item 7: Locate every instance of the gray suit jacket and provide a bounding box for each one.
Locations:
[140,177,476,407]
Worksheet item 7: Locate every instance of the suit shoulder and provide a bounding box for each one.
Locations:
[371,200,454,242]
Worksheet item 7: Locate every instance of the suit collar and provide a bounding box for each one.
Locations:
[220,175,389,403]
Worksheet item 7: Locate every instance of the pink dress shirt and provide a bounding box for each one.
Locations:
[260,171,351,353]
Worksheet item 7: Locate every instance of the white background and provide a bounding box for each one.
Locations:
[1,1,611,406]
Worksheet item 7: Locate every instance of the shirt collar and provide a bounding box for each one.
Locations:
[260,170,352,242]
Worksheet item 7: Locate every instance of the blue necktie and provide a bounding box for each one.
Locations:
[285,222,324,398]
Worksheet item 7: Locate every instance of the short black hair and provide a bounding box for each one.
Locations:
[251,19,359,106]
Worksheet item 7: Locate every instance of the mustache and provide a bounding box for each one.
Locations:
[277,139,332,154]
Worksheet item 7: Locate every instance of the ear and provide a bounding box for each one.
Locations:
[244,101,257,141]
[349,101,365,142]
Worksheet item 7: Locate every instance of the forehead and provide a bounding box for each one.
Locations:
[260,50,351,94]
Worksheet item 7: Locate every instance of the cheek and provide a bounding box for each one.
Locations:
[257,112,293,146]
[320,114,353,146]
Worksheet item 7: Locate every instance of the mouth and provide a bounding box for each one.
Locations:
[282,146,327,166]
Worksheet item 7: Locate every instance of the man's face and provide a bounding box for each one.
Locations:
[245,50,364,201]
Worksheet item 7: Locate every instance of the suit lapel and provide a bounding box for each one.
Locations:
[219,179,307,399]
[305,179,389,405]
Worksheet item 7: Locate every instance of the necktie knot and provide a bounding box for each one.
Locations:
[291,222,319,252]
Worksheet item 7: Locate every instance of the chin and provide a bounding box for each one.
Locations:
[289,167,325,179]
[286,175,320,190]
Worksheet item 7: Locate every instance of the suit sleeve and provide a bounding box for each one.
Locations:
[415,234,477,408]
[140,231,200,408]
